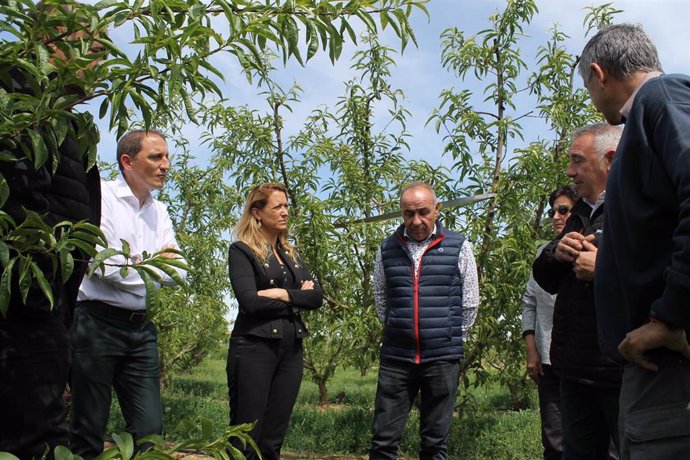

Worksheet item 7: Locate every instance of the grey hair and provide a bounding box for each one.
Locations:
[578,24,662,83]
[399,181,438,206]
[572,123,623,159]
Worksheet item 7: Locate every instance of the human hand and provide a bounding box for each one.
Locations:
[555,232,585,263]
[526,349,543,384]
[573,239,597,281]
[301,280,314,290]
[618,318,690,371]
[257,288,288,301]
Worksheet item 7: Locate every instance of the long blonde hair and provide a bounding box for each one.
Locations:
[233,183,296,264]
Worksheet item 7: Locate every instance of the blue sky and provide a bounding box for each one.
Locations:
[88,0,690,171]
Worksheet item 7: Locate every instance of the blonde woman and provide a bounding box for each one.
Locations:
[227,183,322,460]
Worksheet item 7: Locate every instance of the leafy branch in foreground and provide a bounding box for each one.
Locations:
[87,244,189,318]
[0,210,105,317]
[0,416,258,460]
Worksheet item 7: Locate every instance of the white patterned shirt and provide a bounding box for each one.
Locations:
[373,226,480,340]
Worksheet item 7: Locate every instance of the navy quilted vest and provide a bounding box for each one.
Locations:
[380,222,465,364]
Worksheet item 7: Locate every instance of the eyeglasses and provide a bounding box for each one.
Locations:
[547,205,571,218]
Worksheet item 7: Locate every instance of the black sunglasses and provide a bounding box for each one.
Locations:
[547,205,571,218]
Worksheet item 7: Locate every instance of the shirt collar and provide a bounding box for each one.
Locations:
[115,174,152,207]
[583,191,606,216]
[403,224,438,243]
[620,71,663,120]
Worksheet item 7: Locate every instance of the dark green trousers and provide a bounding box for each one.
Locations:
[69,302,162,459]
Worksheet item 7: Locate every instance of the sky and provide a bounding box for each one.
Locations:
[89,0,690,170]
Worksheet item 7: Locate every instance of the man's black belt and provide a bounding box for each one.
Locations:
[78,300,147,323]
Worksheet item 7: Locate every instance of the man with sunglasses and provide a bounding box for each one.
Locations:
[522,185,577,460]
[533,123,623,459]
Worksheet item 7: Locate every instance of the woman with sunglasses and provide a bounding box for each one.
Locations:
[227,183,322,460]
[522,185,578,459]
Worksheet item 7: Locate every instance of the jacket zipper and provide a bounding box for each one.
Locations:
[402,233,446,364]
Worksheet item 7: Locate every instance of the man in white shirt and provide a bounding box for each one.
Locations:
[70,129,185,458]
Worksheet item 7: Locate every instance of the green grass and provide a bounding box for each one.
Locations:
[105,348,542,459]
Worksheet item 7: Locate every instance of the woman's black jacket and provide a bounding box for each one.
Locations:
[228,241,322,339]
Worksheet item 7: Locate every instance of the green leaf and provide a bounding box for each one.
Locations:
[379,10,390,30]
[306,22,319,61]
[181,89,197,124]
[0,172,8,207]
[0,240,9,266]
[134,264,163,282]
[51,117,69,149]
[0,259,16,318]
[88,247,120,277]
[68,229,104,246]
[98,97,110,120]
[138,268,160,318]
[93,0,120,9]
[73,222,107,247]
[59,249,74,283]
[120,238,131,258]
[111,432,134,460]
[200,415,213,439]
[53,445,78,460]
[146,258,186,288]
[95,444,122,460]
[17,257,31,304]
[27,128,48,169]
[30,260,54,308]
[70,239,100,260]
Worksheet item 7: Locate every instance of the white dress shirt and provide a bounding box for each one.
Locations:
[78,174,184,310]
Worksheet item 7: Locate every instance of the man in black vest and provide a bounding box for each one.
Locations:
[580,24,690,459]
[533,123,623,460]
[369,182,479,460]
[0,3,103,457]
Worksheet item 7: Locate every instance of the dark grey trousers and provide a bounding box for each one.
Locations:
[0,310,70,459]
[538,364,563,460]
[619,357,690,460]
[369,359,460,460]
[70,303,162,459]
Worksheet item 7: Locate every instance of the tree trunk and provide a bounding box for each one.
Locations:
[318,379,328,406]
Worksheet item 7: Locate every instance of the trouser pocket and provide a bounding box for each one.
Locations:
[624,405,690,460]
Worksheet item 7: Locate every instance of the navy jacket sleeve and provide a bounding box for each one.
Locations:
[228,242,291,318]
[648,79,690,328]
[533,238,572,295]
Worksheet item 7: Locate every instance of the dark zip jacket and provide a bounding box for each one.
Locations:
[595,74,690,361]
[533,199,622,387]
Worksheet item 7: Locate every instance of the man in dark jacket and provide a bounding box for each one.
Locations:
[0,4,102,457]
[580,24,690,459]
[369,182,479,460]
[533,123,622,460]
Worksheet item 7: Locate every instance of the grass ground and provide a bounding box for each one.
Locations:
[107,345,541,459]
